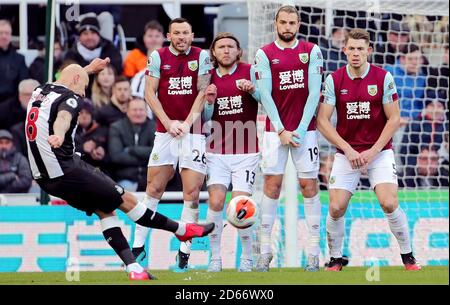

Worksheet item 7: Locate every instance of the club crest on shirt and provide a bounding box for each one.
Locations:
[147,57,152,66]
[299,53,309,64]
[188,60,198,71]
[368,85,378,96]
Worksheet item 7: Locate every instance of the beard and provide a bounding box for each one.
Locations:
[277,30,296,43]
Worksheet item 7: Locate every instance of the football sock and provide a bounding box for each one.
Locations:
[127,202,182,233]
[326,213,345,258]
[304,194,322,256]
[239,226,254,260]
[132,195,160,248]
[385,207,412,254]
[206,208,223,260]
[260,194,278,254]
[101,216,137,268]
[180,202,199,255]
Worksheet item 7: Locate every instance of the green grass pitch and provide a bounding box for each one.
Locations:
[0,266,447,285]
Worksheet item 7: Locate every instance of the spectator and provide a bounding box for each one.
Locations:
[64,16,122,76]
[0,19,28,103]
[320,27,348,73]
[75,100,108,171]
[385,43,427,121]
[108,98,155,191]
[95,76,131,127]
[123,20,164,78]
[9,121,27,158]
[400,146,448,188]
[0,79,39,130]
[130,69,154,120]
[427,44,448,105]
[91,64,116,110]
[0,130,32,193]
[400,100,448,170]
[28,39,64,84]
[374,20,410,66]
[438,132,449,181]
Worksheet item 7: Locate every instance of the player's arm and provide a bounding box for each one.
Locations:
[83,57,111,75]
[202,84,216,122]
[254,49,284,133]
[144,51,180,137]
[48,110,72,148]
[183,50,215,131]
[317,75,365,169]
[360,72,401,164]
[48,96,81,148]
[294,45,323,145]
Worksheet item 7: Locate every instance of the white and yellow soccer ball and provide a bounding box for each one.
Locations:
[226,195,258,229]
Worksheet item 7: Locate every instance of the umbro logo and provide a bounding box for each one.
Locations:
[271,59,280,64]
[340,89,348,95]
[163,64,171,70]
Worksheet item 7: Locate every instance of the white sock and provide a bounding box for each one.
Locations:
[126,262,144,273]
[303,194,322,256]
[180,202,199,254]
[239,227,253,260]
[260,194,278,255]
[132,196,160,248]
[175,222,186,236]
[326,213,345,258]
[207,208,223,260]
[385,207,412,254]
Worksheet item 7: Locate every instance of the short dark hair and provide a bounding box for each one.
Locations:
[210,32,242,68]
[114,75,130,86]
[402,43,421,55]
[345,28,370,45]
[168,18,192,32]
[144,20,164,34]
[275,5,300,22]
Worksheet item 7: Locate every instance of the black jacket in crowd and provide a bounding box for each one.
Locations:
[0,146,32,193]
[108,117,155,191]
[0,44,28,103]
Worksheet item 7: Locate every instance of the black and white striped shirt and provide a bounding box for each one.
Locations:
[26,84,82,179]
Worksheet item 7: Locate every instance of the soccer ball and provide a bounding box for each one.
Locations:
[226,195,258,229]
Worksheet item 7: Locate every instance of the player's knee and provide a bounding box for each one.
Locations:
[329,203,346,218]
[184,184,202,200]
[299,180,318,198]
[146,181,166,197]
[379,198,398,213]
[264,183,282,199]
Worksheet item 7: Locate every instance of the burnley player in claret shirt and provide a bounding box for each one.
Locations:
[317,28,421,271]
[133,18,215,272]
[254,5,324,272]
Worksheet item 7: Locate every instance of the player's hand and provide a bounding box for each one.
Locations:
[84,57,111,74]
[343,147,366,170]
[360,147,379,165]
[178,121,191,137]
[205,84,217,104]
[279,130,300,148]
[167,120,185,138]
[83,140,96,154]
[237,79,255,94]
[48,135,64,148]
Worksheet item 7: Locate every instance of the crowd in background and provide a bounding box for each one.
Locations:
[0,6,448,194]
